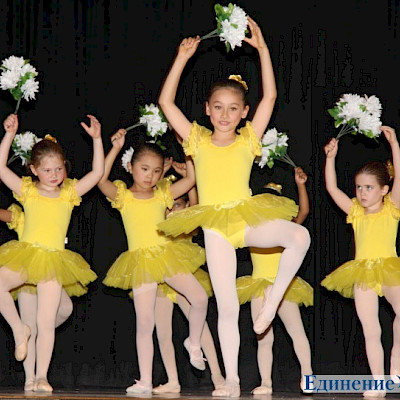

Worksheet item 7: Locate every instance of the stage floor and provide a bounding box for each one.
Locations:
[0,388,377,400]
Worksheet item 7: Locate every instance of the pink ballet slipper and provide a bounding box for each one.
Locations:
[15,324,31,362]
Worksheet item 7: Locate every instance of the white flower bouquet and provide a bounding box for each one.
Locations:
[9,131,41,165]
[201,3,248,52]
[121,147,134,172]
[126,103,168,149]
[0,56,39,113]
[257,128,297,169]
[328,94,382,140]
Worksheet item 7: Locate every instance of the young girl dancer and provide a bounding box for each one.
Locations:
[98,129,209,394]
[0,113,104,392]
[322,126,400,398]
[153,169,225,394]
[158,17,311,396]
[236,167,313,395]
[0,201,74,391]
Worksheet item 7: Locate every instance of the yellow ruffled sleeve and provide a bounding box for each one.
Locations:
[346,198,364,224]
[182,122,211,157]
[13,176,34,204]
[6,204,24,238]
[238,121,261,156]
[61,178,82,207]
[156,178,174,209]
[384,194,400,220]
[107,180,127,210]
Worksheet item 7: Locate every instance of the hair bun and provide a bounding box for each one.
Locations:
[44,134,57,143]
[264,182,282,194]
[228,75,248,91]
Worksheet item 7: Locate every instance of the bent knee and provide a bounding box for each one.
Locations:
[292,225,311,251]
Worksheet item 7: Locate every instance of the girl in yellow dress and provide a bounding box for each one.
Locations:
[322,126,400,398]
[98,129,208,394]
[0,201,74,391]
[236,167,313,395]
[152,172,225,394]
[0,113,104,392]
[158,16,310,397]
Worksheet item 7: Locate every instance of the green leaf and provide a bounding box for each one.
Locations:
[334,118,344,128]
[327,108,338,118]
[226,42,231,52]
[231,23,238,29]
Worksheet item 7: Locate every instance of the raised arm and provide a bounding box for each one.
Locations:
[0,114,22,196]
[381,126,400,208]
[158,36,200,142]
[324,138,352,214]
[75,115,105,197]
[244,17,277,139]
[292,167,309,225]
[169,157,195,199]
[97,129,126,200]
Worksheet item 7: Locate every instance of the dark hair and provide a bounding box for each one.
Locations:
[355,161,391,187]
[207,79,248,106]
[131,142,164,165]
[29,139,66,167]
[175,192,189,203]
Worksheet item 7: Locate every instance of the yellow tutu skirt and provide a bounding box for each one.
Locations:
[158,194,298,239]
[103,240,206,290]
[236,275,313,307]
[0,240,97,297]
[321,257,400,298]
[157,268,213,303]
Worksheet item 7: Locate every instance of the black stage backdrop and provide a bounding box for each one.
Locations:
[0,0,399,393]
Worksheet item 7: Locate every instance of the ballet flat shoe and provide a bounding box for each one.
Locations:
[15,324,31,362]
[212,380,240,398]
[34,378,53,392]
[152,382,181,393]
[251,385,272,395]
[184,337,206,370]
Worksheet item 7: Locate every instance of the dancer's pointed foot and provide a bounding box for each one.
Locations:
[253,286,275,335]
[184,337,206,370]
[15,324,30,361]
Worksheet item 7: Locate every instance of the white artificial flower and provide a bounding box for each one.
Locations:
[357,114,382,137]
[139,103,168,138]
[2,55,25,71]
[262,128,279,149]
[11,131,40,165]
[121,147,134,172]
[0,69,20,90]
[338,101,364,122]
[276,133,289,148]
[257,147,272,168]
[21,78,39,100]
[20,63,37,77]
[363,95,382,117]
[219,4,247,50]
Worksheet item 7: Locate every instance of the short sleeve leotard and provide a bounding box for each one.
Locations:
[321,195,400,298]
[236,246,313,307]
[102,179,205,290]
[158,122,298,248]
[0,177,97,296]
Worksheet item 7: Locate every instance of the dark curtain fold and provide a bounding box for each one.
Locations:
[0,0,399,392]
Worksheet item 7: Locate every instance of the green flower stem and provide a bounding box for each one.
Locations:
[14,97,22,114]
[200,29,219,40]
[125,122,143,132]
[279,153,297,168]
[335,124,355,140]
[7,154,18,165]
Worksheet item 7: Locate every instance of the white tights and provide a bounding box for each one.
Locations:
[155,292,223,385]
[250,297,312,387]
[354,285,400,378]
[132,274,208,385]
[0,266,71,382]
[204,219,310,383]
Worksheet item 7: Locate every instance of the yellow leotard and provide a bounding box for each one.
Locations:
[236,247,313,307]
[0,177,97,296]
[321,195,400,298]
[158,122,298,248]
[103,179,205,290]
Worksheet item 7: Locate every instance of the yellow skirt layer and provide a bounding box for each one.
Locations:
[158,194,298,238]
[0,240,97,297]
[236,275,313,307]
[321,257,400,298]
[103,240,206,290]
[157,268,213,303]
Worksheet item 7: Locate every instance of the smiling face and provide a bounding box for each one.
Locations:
[355,173,388,210]
[130,151,163,190]
[30,154,66,190]
[205,88,249,132]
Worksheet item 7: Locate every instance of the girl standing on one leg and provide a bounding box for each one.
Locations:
[98,129,208,394]
[158,16,310,397]
[0,113,104,392]
[322,126,400,398]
